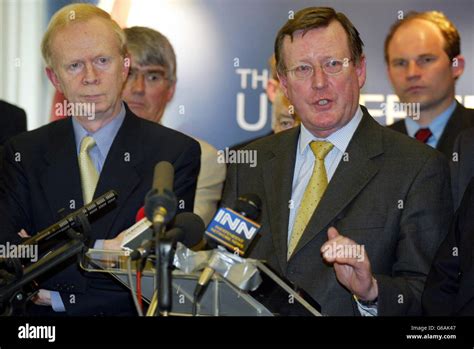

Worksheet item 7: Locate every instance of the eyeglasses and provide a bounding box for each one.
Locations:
[285,58,352,80]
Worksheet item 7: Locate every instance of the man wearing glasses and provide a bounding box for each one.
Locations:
[122,26,226,226]
[221,7,452,316]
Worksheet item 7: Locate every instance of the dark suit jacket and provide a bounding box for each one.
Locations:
[388,101,474,159]
[0,100,27,145]
[423,177,474,316]
[230,131,273,151]
[0,100,27,173]
[451,127,474,209]
[222,106,452,316]
[0,107,200,315]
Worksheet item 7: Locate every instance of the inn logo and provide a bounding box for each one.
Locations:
[18,323,56,342]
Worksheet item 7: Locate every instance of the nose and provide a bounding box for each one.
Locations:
[131,74,145,95]
[82,63,99,85]
[406,60,421,81]
[311,65,328,90]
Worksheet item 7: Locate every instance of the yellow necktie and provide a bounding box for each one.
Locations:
[78,136,99,204]
[288,141,334,259]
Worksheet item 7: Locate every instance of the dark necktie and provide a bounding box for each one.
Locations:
[415,128,432,144]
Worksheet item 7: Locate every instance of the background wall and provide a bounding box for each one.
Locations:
[1,0,473,150]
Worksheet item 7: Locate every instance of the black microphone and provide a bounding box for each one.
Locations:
[130,212,205,260]
[234,193,262,221]
[21,190,118,246]
[144,162,177,226]
[195,193,262,303]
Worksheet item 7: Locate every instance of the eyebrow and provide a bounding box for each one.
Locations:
[391,53,437,61]
[132,66,166,73]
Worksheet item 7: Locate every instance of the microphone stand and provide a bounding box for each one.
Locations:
[0,212,91,316]
[146,221,176,317]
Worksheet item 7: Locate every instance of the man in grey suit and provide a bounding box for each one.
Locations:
[221,7,452,316]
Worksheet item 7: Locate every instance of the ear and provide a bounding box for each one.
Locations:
[45,67,64,93]
[166,81,177,102]
[266,78,279,103]
[355,54,367,89]
[451,54,465,80]
[277,72,290,99]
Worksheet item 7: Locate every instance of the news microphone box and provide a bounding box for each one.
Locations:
[120,218,153,251]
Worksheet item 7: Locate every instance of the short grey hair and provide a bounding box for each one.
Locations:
[124,26,177,82]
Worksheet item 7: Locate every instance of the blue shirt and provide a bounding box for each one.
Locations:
[287,107,363,243]
[404,101,457,149]
[72,104,126,173]
[51,103,126,312]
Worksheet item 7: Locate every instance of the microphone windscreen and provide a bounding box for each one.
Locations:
[172,212,205,248]
[153,161,174,193]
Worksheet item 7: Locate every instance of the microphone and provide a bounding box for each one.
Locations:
[130,212,205,260]
[195,194,262,303]
[205,193,262,255]
[144,162,177,227]
[21,190,118,246]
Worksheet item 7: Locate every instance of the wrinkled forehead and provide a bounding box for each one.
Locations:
[51,18,122,61]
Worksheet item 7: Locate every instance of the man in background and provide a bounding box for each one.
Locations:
[385,11,474,159]
[0,100,27,172]
[231,55,300,150]
[122,26,225,225]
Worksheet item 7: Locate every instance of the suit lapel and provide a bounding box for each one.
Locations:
[93,110,143,239]
[290,109,383,258]
[437,102,470,157]
[262,127,299,273]
[40,119,83,221]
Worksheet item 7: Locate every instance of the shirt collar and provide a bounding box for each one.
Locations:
[404,100,457,140]
[72,102,126,156]
[299,106,363,155]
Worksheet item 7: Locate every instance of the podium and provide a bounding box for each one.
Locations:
[82,249,322,316]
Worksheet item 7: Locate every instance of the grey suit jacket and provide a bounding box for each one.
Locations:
[222,107,453,316]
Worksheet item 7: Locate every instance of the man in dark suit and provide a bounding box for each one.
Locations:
[222,7,452,316]
[385,11,474,159]
[0,3,200,316]
[0,100,27,172]
[423,177,474,316]
[450,128,474,208]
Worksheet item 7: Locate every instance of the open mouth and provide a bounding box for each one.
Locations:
[313,98,333,109]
